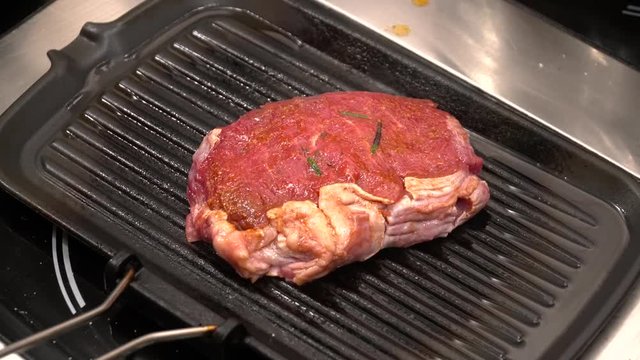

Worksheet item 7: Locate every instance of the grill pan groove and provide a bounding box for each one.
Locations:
[136,62,247,120]
[117,76,215,134]
[49,141,187,228]
[101,91,201,152]
[483,208,582,268]
[359,272,508,359]
[83,106,191,175]
[404,251,541,326]
[155,50,270,109]
[192,27,330,96]
[485,187,591,248]
[444,242,555,307]
[464,230,569,288]
[68,119,188,200]
[172,37,297,100]
[381,261,525,344]
[480,160,597,226]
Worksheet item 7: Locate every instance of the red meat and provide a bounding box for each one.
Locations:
[186,92,489,284]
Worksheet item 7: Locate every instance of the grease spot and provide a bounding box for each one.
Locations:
[390,24,411,37]
[412,0,430,6]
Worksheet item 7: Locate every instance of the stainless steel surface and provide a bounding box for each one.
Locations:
[583,281,640,360]
[0,269,135,359]
[320,0,640,179]
[95,325,216,360]
[0,0,143,114]
[0,0,637,358]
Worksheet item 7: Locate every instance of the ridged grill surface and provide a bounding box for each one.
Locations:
[36,9,627,360]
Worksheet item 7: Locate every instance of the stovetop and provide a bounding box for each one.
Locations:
[0,0,639,359]
[0,190,219,359]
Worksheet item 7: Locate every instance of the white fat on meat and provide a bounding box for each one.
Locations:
[192,170,489,285]
[384,172,489,248]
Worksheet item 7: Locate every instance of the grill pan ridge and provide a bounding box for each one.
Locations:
[0,1,639,359]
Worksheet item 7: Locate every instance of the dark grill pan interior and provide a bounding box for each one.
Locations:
[1,1,639,359]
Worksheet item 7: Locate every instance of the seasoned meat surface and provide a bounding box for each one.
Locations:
[186,91,489,284]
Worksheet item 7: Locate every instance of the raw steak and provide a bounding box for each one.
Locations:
[186,91,489,284]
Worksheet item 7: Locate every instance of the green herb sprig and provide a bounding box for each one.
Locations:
[307,156,322,176]
[371,121,383,154]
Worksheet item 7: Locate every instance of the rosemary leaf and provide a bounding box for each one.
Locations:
[371,121,383,154]
[307,156,322,176]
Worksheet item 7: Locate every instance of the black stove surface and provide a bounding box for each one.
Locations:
[0,0,54,38]
[0,190,219,359]
[513,0,640,69]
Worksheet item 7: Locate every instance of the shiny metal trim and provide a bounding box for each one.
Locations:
[0,0,637,359]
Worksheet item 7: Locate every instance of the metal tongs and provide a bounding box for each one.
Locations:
[0,267,216,360]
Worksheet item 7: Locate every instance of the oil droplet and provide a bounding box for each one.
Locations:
[538,63,544,68]
[390,24,411,37]
[412,0,430,6]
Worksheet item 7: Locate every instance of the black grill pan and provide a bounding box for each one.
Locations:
[1,1,639,359]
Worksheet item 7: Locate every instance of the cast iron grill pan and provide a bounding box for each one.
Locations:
[0,1,639,359]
